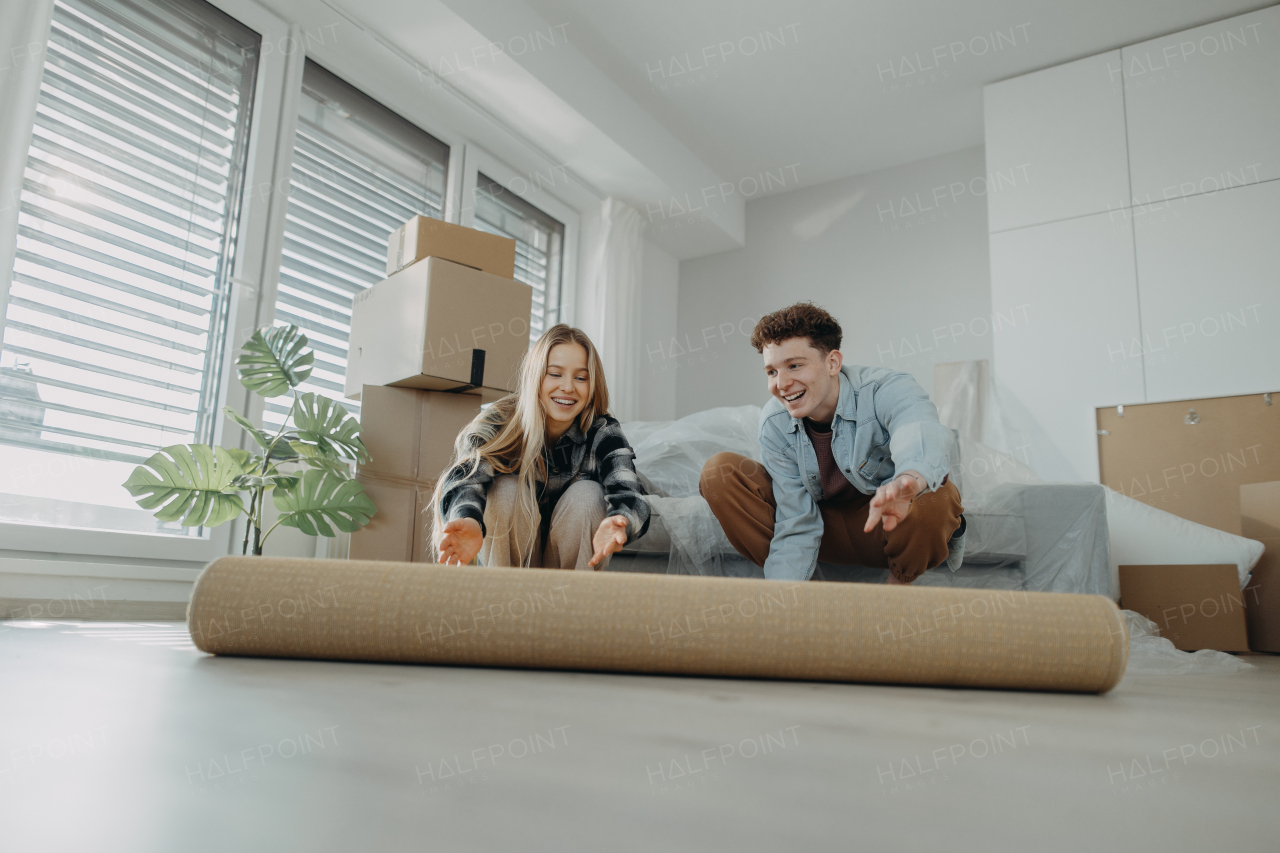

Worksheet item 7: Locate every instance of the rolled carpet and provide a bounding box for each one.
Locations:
[188,557,1129,693]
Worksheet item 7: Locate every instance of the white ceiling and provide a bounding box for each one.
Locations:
[524,0,1271,188]
[320,0,1272,257]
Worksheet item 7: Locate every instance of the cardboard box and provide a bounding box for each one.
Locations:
[357,385,479,483]
[1241,481,1280,652]
[1119,564,1250,652]
[345,257,532,400]
[386,215,516,278]
[349,475,436,563]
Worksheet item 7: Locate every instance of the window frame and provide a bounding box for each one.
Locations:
[0,0,294,567]
[459,144,579,329]
[260,56,453,433]
[0,0,592,577]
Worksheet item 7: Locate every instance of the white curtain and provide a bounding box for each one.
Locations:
[0,0,56,327]
[579,197,646,422]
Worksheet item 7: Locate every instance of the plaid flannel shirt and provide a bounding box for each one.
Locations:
[440,406,651,545]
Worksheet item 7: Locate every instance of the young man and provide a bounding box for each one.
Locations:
[700,303,964,584]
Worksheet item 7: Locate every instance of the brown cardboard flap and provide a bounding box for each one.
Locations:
[1120,563,1250,652]
[417,392,479,481]
[350,476,417,563]
[350,475,438,563]
[356,385,479,484]
[1240,481,1280,540]
[356,386,423,482]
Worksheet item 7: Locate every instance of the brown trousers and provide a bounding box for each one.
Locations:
[699,452,963,583]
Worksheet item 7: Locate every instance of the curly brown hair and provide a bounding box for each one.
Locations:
[749,302,842,354]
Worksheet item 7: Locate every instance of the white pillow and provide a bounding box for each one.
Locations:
[1105,487,1263,599]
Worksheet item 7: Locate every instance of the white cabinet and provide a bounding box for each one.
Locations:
[1133,178,1280,402]
[990,211,1144,481]
[1123,6,1280,204]
[984,51,1130,232]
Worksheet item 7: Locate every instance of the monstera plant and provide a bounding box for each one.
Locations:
[124,325,377,555]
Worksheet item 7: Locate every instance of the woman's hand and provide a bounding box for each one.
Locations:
[438,517,483,566]
[588,516,629,569]
[864,471,925,534]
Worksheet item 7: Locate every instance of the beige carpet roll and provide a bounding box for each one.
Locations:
[188,557,1129,693]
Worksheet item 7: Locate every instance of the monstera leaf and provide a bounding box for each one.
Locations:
[124,444,245,527]
[272,469,376,537]
[292,393,368,463]
[288,442,354,476]
[236,325,313,397]
[225,447,255,469]
[224,407,273,451]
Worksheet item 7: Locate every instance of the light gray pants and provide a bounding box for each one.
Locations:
[480,475,608,570]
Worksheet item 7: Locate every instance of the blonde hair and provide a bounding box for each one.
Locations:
[430,324,610,565]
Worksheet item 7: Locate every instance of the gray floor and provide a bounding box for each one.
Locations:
[3,620,1279,853]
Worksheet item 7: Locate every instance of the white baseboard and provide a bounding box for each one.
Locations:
[0,597,188,621]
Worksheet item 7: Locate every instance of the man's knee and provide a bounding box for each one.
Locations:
[700,452,753,499]
[895,484,962,557]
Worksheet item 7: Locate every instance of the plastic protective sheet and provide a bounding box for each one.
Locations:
[1120,610,1254,676]
[629,406,762,498]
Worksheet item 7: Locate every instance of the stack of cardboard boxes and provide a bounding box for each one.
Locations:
[344,216,533,562]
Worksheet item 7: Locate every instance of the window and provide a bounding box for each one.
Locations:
[472,174,564,340]
[0,0,259,535]
[267,60,448,430]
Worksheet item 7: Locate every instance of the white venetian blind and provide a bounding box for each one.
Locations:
[266,61,448,430]
[0,0,258,534]
[472,174,564,340]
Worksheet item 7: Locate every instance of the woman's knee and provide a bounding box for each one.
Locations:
[487,475,519,502]
[553,480,607,529]
[483,475,520,523]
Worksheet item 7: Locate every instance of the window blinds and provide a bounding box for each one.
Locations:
[0,0,259,465]
[472,174,564,340]
[267,60,448,430]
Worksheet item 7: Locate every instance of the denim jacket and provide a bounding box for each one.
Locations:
[758,365,957,581]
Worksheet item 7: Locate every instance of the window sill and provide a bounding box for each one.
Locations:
[0,520,234,564]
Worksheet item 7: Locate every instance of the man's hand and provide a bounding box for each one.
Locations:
[438,517,483,566]
[588,516,629,569]
[885,574,911,586]
[864,471,925,534]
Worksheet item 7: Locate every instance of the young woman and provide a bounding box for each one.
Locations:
[431,324,650,570]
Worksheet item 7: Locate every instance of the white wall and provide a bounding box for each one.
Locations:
[673,146,1000,416]
[636,238,680,421]
[985,5,1280,482]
